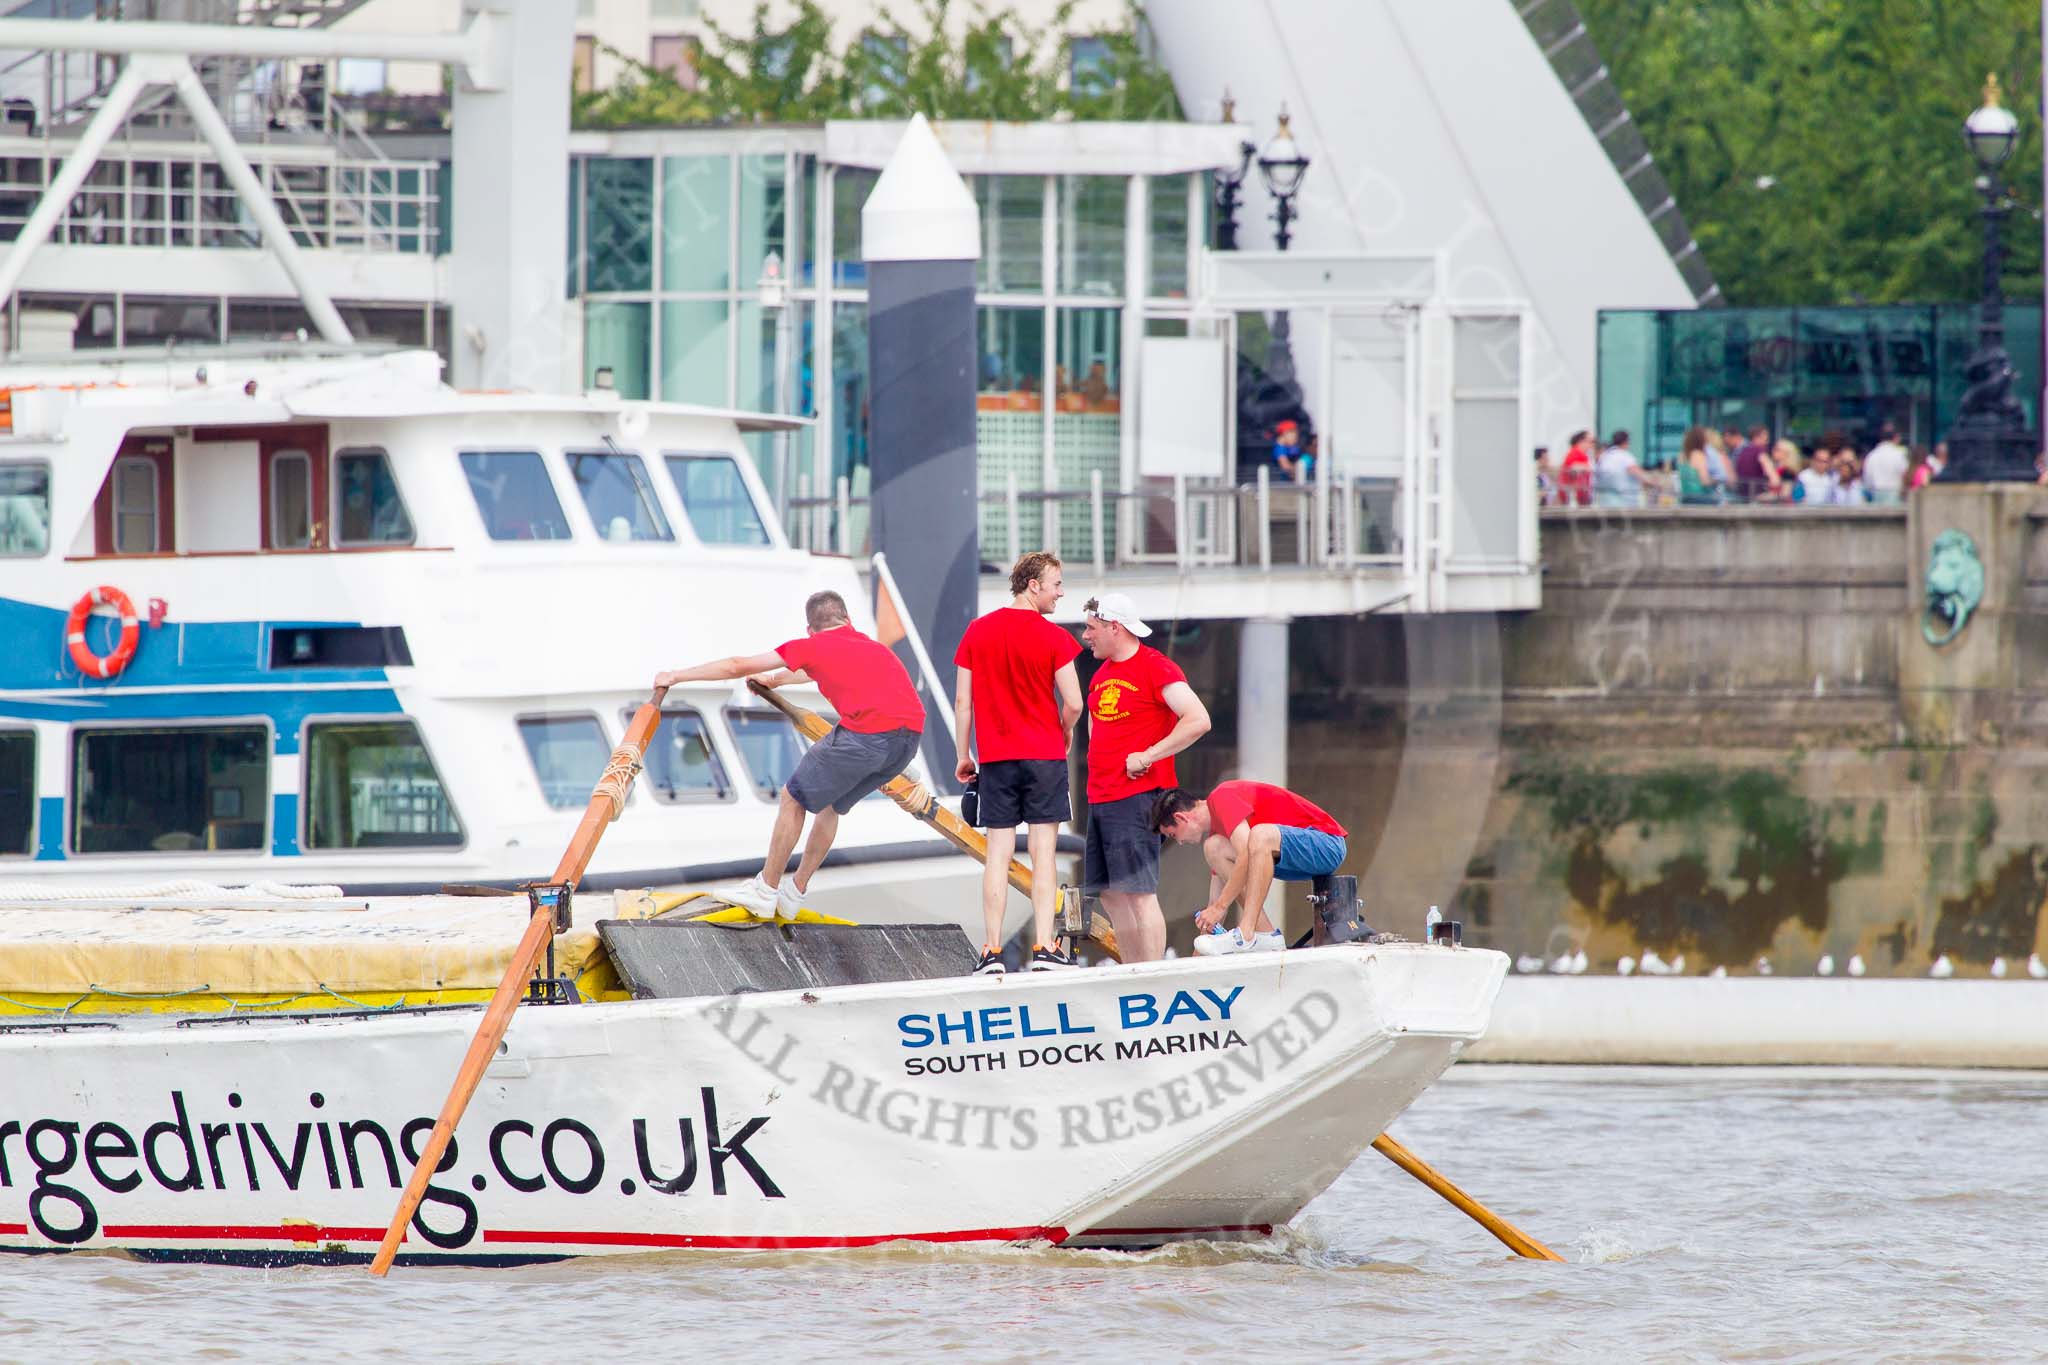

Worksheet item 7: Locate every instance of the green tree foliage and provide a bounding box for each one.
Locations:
[1578,0,2043,306]
[574,0,1179,129]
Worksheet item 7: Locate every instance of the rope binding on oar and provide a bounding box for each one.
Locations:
[592,746,644,822]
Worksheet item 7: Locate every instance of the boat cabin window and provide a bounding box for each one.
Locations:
[304,719,463,848]
[0,729,32,856]
[636,706,733,803]
[0,461,50,557]
[335,448,415,545]
[269,449,315,549]
[113,455,161,553]
[459,450,572,541]
[72,724,267,854]
[664,454,770,547]
[568,448,673,543]
[724,708,805,801]
[517,714,613,811]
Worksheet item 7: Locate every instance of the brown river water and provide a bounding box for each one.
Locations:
[2,1064,2041,1362]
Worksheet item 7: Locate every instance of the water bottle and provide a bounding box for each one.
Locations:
[1426,905,1442,934]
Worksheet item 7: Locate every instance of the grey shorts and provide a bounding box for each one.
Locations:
[784,726,921,815]
[1084,790,1162,894]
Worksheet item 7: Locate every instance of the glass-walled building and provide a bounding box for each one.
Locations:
[1598,305,2044,466]
[563,123,1232,553]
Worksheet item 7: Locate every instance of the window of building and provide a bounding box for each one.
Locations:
[112,455,160,553]
[665,453,769,546]
[661,154,731,293]
[830,300,869,478]
[659,299,729,406]
[121,296,219,347]
[857,31,908,108]
[739,153,787,289]
[1056,306,1121,411]
[964,34,1014,94]
[0,730,33,857]
[974,176,1045,295]
[639,706,732,802]
[1057,175,1125,297]
[1068,35,1112,93]
[650,34,700,89]
[270,449,314,549]
[650,0,699,18]
[830,167,878,289]
[72,724,267,854]
[573,35,597,94]
[1148,173,1192,299]
[585,157,654,292]
[725,708,803,800]
[517,714,611,811]
[335,58,387,95]
[304,719,462,848]
[568,448,673,542]
[586,301,652,399]
[0,462,51,556]
[460,451,572,541]
[335,448,415,546]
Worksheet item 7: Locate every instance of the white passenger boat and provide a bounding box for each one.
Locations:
[0,908,1505,1266]
[0,347,1000,935]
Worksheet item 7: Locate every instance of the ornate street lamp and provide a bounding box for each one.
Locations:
[1211,88,1257,251]
[1941,74,2038,482]
[1256,105,1310,251]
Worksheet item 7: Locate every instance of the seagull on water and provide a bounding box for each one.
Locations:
[2030,954,2048,980]
[1709,964,1728,978]
[1930,955,1955,979]
[1670,954,1687,976]
[1617,955,1637,976]
[1516,954,1545,974]
[1568,949,1589,975]
[1817,954,1835,976]
[1754,956,1773,976]
[1992,957,2008,979]
[1847,954,1866,977]
[1638,949,1667,975]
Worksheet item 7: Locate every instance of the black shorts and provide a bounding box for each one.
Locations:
[976,758,1070,828]
[784,725,921,815]
[1083,790,1163,895]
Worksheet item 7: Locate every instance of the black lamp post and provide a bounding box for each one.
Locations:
[1212,88,1256,251]
[1940,74,2038,482]
[1256,105,1310,252]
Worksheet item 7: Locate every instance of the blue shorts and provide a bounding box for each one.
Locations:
[1275,826,1346,881]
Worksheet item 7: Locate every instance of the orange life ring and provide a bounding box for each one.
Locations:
[66,586,140,679]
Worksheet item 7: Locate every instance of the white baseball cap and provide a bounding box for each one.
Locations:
[1085,591,1151,637]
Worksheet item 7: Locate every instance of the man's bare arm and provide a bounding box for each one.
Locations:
[754,668,812,690]
[654,649,786,691]
[1130,680,1211,774]
[1054,660,1083,738]
[953,667,976,782]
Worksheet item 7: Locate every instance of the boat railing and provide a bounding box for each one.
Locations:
[783,466,1408,577]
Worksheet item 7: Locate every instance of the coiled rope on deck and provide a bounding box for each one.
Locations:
[591,745,645,823]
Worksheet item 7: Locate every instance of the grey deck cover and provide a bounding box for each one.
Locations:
[599,920,976,1000]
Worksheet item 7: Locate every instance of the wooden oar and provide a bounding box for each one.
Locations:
[367,689,669,1277]
[745,678,1121,961]
[1372,1131,1564,1261]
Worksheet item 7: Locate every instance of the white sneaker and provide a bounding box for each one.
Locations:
[776,880,804,918]
[1193,928,1285,956]
[720,874,778,916]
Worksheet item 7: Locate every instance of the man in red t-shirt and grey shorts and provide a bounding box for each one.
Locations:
[1152,781,1348,954]
[1080,592,1210,962]
[953,551,1084,974]
[654,590,924,919]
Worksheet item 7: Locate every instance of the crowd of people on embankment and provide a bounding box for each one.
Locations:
[1534,422,1947,508]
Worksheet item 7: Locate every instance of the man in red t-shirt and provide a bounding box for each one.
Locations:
[1152,781,1348,955]
[654,589,923,919]
[953,550,1084,974]
[1080,591,1210,962]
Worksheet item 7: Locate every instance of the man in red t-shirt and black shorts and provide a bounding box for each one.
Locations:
[1080,591,1210,962]
[655,590,924,919]
[1152,780,1348,955]
[954,551,1084,974]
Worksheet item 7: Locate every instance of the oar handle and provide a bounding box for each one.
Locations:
[368,691,666,1277]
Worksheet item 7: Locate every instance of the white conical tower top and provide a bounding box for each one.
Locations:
[862,113,980,263]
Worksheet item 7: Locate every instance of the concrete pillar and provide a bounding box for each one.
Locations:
[863,116,981,782]
[1901,483,2048,744]
[1238,616,1293,933]
[450,0,574,391]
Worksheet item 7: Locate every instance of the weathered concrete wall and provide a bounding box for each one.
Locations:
[1133,497,2048,974]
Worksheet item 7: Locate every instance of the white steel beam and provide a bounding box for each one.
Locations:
[165,58,352,345]
[0,16,497,89]
[0,55,155,313]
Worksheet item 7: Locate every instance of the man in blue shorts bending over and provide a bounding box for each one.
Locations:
[1151,780,1348,954]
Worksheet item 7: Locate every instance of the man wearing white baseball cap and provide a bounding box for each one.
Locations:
[1079,591,1211,961]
